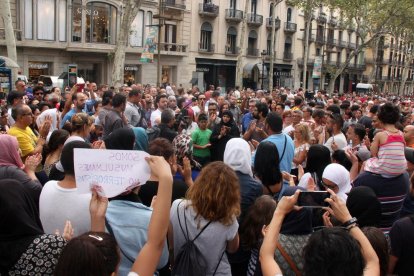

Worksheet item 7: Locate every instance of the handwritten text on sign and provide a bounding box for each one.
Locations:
[74,149,151,198]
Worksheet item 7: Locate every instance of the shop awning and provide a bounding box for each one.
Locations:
[243,63,268,78]
[0,56,20,68]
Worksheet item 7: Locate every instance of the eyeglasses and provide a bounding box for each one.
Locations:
[321,180,337,190]
[22,112,33,116]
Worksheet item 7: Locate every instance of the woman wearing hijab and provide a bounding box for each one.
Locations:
[298,144,331,190]
[0,179,66,275]
[210,110,240,161]
[172,134,201,182]
[224,138,263,275]
[132,127,148,151]
[322,163,352,201]
[347,186,381,227]
[0,135,42,202]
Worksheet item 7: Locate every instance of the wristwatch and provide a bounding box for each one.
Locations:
[342,217,358,228]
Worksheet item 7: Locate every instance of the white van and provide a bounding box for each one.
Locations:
[39,75,85,92]
[356,83,377,94]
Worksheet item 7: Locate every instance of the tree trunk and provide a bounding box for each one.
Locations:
[235,0,250,88]
[111,0,142,89]
[367,38,379,83]
[302,6,313,90]
[0,0,18,86]
[269,0,283,91]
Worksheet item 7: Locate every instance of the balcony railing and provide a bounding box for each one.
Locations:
[0,28,22,41]
[161,0,186,10]
[264,51,277,61]
[247,13,263,26]
[348,42,356,49]
[382,76,391,81]
[198,3,219,17]
[297,58,315,66]
[329,17,337,26]
[284,22,297,33]
[328,60,340,67]
[159,42,188,53]
[225,9,243,22]
[315,35,325,44]
[326,38,337,47]
[266,18,281,29]
[246,48,259,57]
[338,40,347,48]
[225,46,240,56]
[283,51,293,61]
[302,33,316,43]
[317,12,328,23]
[199,43,215,53]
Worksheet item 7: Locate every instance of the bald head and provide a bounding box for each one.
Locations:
[404,125,414,145]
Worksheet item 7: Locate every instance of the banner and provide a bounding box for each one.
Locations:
[312,56,323,79]
[140,26,158,63]
[74,149,151,198]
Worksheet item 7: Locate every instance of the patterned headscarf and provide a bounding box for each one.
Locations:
[172,134,201,170]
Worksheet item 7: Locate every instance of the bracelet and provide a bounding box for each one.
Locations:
[342,217,358,228]
[346,223,359,231]
[39,135,47,140]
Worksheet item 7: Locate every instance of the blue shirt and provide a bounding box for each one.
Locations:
[60,99,96,128]
[242,112,253,134]
[252,133,295,175]
[106,200,168,276]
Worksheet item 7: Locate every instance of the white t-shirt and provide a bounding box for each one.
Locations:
[150,109,162,127]
[324,133,347,154]
[39,180,91,236]
[283,124,295,135]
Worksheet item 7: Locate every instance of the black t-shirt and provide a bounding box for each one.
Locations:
[139,179,188,207]
[389,216,414,276]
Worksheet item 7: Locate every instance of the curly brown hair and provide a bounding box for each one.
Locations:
[187,161,241,226]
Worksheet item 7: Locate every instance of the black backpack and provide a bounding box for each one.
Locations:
[145,125,160,142]
[172,201,224,276]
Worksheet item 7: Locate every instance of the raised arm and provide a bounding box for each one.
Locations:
[131,156,173,276]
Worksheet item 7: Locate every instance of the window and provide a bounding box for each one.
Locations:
[269,3,273,17]
[251,0,257,14]
[130,10,144,47]
[24,0,33,39]
[287,8,292,22]
[72,0,82,42]
[37,0,55,40]
[230,0,237,9]
[59,0,67,41]
[200,22,213,50]
[85,2,117,44]
[267,33,271,54]
[147,11,153,26]
[165,24,177,50]
[248,30,257,49]
[226,27,237,53]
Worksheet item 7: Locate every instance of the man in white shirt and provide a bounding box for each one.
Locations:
[39,141,91,237]
[125,89,142,127]
[150,94,168,127]
[324,113,347,154]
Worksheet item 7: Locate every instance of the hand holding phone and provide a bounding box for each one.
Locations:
[297,191,330,208]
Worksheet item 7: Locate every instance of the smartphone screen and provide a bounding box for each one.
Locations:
[297,191,330,208]
[77,83,85,92]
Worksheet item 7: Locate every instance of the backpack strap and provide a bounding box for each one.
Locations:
[177,200,212,242]
[212,250,225,276]
[276,242,301,276]
[105,219,136,263]
[279,135,288,161]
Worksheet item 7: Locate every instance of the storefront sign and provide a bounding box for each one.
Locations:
[77,7,99,16]
[196,67,210,72]
[29,63,48,69]
[273,71,292,77]
[125,65,139,71]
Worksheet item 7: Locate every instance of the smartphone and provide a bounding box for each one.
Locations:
[77,83,85,92]
[297,191,330,208]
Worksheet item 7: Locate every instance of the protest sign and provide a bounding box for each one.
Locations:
[74,149,151,198]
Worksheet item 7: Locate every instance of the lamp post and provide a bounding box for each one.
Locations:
[261,50,267,89]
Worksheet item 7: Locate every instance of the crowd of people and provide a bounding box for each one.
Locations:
[1,79,414,276]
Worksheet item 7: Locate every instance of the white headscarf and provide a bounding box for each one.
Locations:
[36,108,59,141]
[224,138,253,177]
[322,163,352,201]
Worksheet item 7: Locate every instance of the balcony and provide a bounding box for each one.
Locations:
[301,33,316,43]
[161,0,186,10]
[247,13,263,27]
[264,51,277,61]
[225,46,240,56]
[315,35,325,45]
[357,64,366,70]
[336,40,347,48]
[382,76,391,81]
[0,28,22,41]
[326,38,337,47]
[329,17,337,27]
[159,42,188,53]
[297,58,315,66]
[198,3,219,18]
[266,18,281,29]
[328,60,340,67]
[284,22,297,33]
[225,9,243,23]
[317,12,328,24]
[246,48,259,57]
[348,42,356,49]
[283,51,293,61]
[198,43,215,54]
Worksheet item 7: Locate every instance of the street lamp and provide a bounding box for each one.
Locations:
[261,49,267,90]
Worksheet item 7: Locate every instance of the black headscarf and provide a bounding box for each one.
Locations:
[0,179,44,273]
[104,128,135,150]
[305,144,331,188]
[280,186,313,235]
[347,186,381,228]
[220,110,235,127]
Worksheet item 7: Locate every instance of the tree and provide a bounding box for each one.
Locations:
[111,0,142,89]
[268,0,283,91]
[0,0,18,85]
[235,0,250,88]
[325,0,414,94]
